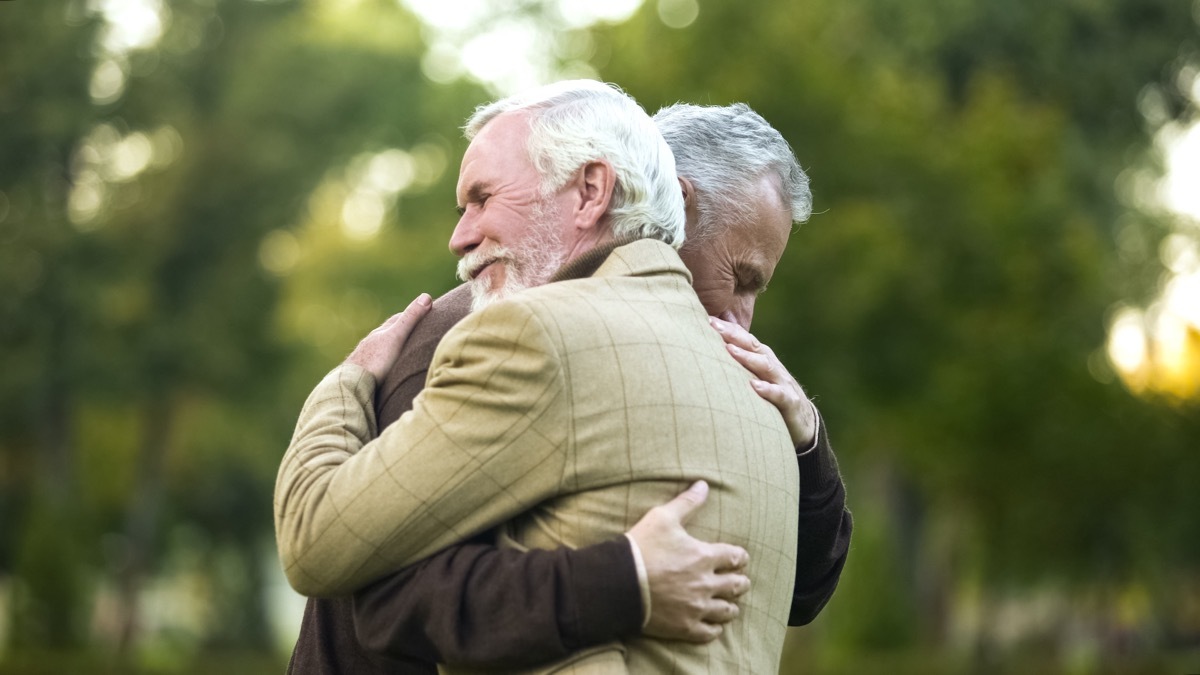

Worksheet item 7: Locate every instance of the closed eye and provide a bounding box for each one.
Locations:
[735,265,768,295]
[464,184,491,212]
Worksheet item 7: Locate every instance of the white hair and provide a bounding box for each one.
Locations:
[653,103,811,243]
[464,80,686,248]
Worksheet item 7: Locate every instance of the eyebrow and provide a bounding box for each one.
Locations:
[463,182,490,205]
[455,182,488,216]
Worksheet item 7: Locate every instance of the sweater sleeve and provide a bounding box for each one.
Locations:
[352,537,643,668]
[788,406,853,626]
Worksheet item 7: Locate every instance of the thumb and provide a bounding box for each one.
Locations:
[387,293,432,336]
[658,480,709,525]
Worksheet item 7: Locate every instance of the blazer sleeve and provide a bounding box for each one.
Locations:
[787,406,853,625]
[274,300,570,597]
[351,537,643,668]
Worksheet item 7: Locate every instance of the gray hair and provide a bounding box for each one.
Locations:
[653,103,811,242]
[464,80,686,248]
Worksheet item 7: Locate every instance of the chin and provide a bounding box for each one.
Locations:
[469,277,525,313]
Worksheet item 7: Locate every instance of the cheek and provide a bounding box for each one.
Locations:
[477,203,528,240]
[693,286,735,318]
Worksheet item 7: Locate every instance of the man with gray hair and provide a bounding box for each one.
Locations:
[279,86,844,667]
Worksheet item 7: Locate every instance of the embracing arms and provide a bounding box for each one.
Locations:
[711,316,853,625]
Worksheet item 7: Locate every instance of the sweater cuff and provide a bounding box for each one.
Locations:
[564,537,644,648]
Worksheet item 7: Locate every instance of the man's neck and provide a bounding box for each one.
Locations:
[563,226,616,262]
[550,234,639,283]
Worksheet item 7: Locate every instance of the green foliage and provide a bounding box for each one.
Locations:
[596,0,1199,653]
[0,0,482,654]
[0,0,1197,666]
[8,498,92,649]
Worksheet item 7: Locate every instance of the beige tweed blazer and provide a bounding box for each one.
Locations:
[275,239,800,674]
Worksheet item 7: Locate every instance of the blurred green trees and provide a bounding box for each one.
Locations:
[0,0,1197,671]
[596,0,1200,665]
[1,0,480,662]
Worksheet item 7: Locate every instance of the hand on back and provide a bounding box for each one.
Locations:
[709,316,816,448]
[627,481,751,643]
[346,294,433,382]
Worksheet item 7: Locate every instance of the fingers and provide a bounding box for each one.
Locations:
[683,621,724,644]
[709,317,787,384]
[712,572,752,601]
[371,294,432,333]
[346,293,432,380]
[725,343,777,383]
[710,564,748,595]
[682,601,739,643]
[703,599,741,624]
[707,542,750,572]
[654,480,709,525]
[709,316,762,352]
[391,293,432,330]
[750,379,789,407]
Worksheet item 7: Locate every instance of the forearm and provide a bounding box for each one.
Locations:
[275,365,387,596]
[354,538,643,668]
[276,304,569,597]
[788,409,852,626]
[274,364,526,596]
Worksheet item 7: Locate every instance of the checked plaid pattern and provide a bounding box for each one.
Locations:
[275,239,799,674]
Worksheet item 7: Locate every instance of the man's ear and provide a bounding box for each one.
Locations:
[573,159,616,231]
[679,177,695,209]
[679,176,701,239]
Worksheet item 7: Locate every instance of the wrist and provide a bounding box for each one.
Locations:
[624,533,652,628]
[788,400,817,450]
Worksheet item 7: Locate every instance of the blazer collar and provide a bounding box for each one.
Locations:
[550,237,693,285]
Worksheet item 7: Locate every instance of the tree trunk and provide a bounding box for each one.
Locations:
[115,393,175,654]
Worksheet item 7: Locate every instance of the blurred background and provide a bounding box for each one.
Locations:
[1,0,1199,672]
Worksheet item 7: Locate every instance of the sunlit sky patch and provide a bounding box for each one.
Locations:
[1160,121,1200,222]
[90,0,166,54]
[399,0,644,94]
[1107,67,1200,398]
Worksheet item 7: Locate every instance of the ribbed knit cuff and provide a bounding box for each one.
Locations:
[563,536,644,649]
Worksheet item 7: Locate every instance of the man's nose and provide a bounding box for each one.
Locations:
[727,297,755,331]
[449,217,481,257]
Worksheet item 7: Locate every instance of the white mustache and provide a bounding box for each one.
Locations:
[456,247,513,283]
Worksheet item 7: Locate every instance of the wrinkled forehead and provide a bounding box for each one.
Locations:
[456,111,538,195]
[462,111,533,165]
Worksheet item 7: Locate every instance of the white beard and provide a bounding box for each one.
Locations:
[457,200,567,313]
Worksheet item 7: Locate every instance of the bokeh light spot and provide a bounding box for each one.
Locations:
[259,230,301,276]
[657,0,699,29]
[109,132,154,182]
[1160,121,1200,221]
[341,191,386,240]
[1107,308,1148,382]
[90,59,127,104]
